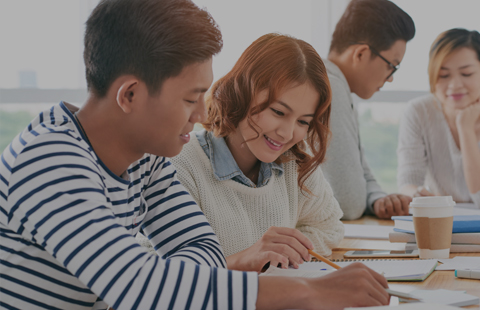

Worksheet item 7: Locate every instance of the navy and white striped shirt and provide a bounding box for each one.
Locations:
[0,102,258,310]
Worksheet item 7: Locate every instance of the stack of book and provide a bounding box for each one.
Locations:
[389,215,480,253]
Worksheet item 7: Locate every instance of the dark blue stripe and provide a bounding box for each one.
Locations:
[0,301,21,310]
[143,201,196,228]
[213,267,218,310]
[153,222,211,251]
[150,259,170,310]
[0,205,7,216]
[9,175,90,223]
[128,157,151,174]
[19,190,101,236]
[64,223,123,266]
[0,245,70,275]
[99,252,147,298]
[9,143,17,158]
[168,260,185,310]
[87,243,140,288]
[30,198,86,238]
[160,233,217,259]
[146,211,204,240]
[144,180,182,202]
[10,163,101,194]
[1,274,94,307]
[145,188,190,213]
[0,173,8,186]
[185,244,218,268]
[0,287,63,310]
[185,265,200,309]
[50,106,55,124]
[168,252,201,265]
[22,139,89,155]
[52,215,115,257]
[130,257,158,310]
[0,259,91,293]
[146,171,175,189]
[1,154,12,172]
[76,233,131,278]
[27,123,33,132]
[107,187,124,193]
[12,151,90,173]
[162,161,172,169]
[201,274,212,310]
[0,233,44,251]
[18,133,27,146]
[39,111,44,124]
[243,272,248,310]
[59,115,69,126]
[194,241,226,268]
[113,256,148,310]
[228,270,233,310]
[41,205,107,248]
[153,156,166,171]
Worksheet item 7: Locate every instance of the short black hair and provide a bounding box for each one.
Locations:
[329,0,415,54]
[84,0,223,97]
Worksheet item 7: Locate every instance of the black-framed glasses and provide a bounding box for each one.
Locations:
[351,42,399,79]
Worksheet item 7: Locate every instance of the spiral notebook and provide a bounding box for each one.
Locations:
[293,259,438,282]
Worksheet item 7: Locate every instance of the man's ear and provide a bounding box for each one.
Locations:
[351,44,371,68]
[116,79,141,114]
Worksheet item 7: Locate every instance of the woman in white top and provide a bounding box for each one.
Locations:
[171,33,344,272]
[397,28,480,207]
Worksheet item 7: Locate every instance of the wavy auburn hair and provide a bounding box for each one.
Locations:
[204,33,332,194]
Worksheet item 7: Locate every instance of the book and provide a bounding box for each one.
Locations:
[295,259,438,282]
[389,231,480,244]
[392,215,480,234]
[405,242,480,253]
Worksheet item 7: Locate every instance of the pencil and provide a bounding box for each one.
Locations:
[307,249,341,270]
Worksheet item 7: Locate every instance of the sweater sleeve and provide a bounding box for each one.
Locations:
[7,134,258,310]
[295,167,344,256]
[322,76,385,220]
[397,101,428,189]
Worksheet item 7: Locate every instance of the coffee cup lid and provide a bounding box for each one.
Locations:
[409,196,455,207]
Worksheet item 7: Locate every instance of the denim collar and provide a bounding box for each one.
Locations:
[195,130,284,188]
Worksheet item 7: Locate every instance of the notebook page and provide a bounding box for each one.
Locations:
[298,260,437,279]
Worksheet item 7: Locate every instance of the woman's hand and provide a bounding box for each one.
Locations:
[456,98,480,131]
[226,226,313,273]
[414,186,435,197]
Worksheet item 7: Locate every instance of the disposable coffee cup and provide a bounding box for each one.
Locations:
[410,196,455,259]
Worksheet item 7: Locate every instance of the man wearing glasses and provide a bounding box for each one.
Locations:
[321,0,416,220]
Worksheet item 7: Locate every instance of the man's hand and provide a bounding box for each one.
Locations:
[257,262,390,310]
[373,194,412,219]
[226,227,312,272]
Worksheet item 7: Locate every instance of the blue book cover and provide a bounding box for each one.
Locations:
[392,215,480,234]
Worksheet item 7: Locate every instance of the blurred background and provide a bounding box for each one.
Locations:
[1,0,479,192]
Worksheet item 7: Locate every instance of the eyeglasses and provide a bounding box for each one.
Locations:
[351,43,399,79]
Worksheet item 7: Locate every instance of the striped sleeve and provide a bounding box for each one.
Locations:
[4,133,258,310]
[140,156,226,267]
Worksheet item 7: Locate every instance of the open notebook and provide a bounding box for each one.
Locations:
[278,259,439,282]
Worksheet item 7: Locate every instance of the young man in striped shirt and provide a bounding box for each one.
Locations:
[0,0,390,309]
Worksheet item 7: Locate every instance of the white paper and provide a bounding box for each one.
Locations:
[343,224,394,240]
[453,205,480,215]
[435,257,480,270]
[345,303,464,310]
[401,289,479,307]
[298,260,437,280]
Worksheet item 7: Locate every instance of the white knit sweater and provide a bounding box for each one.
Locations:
[171,134,344,257]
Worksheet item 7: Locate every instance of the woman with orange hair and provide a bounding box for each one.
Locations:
[397,28,480,207]
[171,33,344,272]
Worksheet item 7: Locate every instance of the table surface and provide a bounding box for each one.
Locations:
[333,216,480,308]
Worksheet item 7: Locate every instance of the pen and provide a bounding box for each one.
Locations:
[307,249,341,270]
